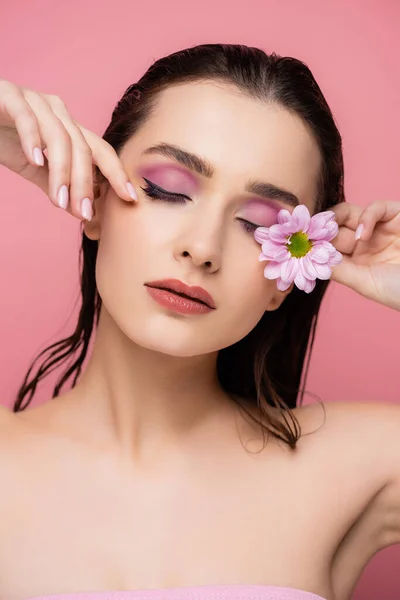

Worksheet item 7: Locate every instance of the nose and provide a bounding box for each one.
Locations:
[174,211,224,272]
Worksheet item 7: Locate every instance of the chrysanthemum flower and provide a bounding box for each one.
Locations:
[254,205,343,294]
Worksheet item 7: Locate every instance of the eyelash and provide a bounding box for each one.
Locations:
[139,178,260,234]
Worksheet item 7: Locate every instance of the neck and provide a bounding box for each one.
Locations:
[68,306,235,466]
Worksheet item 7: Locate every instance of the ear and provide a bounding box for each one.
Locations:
[82,173,107,242]
[264,282,295,311]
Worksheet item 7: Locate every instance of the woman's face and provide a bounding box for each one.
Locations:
[87,81,321,357]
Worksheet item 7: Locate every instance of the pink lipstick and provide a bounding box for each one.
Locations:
[145,278,216,315]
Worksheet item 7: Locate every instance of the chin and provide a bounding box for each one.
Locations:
[113,316,214,357]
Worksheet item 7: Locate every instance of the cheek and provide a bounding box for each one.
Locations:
[228,248,275,318]
[100,194,162,262]
[94,196,150,305]
[217,268,275,349]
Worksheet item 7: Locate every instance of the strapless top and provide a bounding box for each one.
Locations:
[24,583,328,600]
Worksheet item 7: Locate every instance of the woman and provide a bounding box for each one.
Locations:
[0,43,399,600]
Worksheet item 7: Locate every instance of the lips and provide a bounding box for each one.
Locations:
[145,279,216,309]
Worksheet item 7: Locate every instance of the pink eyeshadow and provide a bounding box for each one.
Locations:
[138,163,199,195]
[138,162,282,226]
[243,200,281,226]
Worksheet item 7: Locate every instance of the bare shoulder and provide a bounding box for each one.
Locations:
[301,400,400,527]
[295,399,398,485]
[0,403,26,488]
[291,401,400,597]
[326,400,400,544]
[308,399,398,468]
[291,399,399,537]
[295,398,398,447]
[0,403,12,421]
[0,399,69,473]
[0,403,18,443]
[0,401,50,443]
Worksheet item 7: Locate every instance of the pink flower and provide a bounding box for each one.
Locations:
[254,205,343,294]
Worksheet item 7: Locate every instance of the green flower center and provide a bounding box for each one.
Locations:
[287,231,312,258]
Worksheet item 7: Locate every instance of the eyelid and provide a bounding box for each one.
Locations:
[143,177,263,230]
[142,177,190,199]
[238,218,262,231]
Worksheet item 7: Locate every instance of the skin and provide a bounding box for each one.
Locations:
[2,81,394,600]
[45,81,320,464]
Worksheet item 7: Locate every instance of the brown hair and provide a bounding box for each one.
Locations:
[14,43,345,449]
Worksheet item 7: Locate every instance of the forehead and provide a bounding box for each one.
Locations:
[126,81,322,208]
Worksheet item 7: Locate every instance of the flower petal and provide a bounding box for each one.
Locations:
[261,239,285,254]
[264,261,282,279]
[281,221,299,235]
[313,240,341,261]
[268,224,288,243]
[303,278,316,293]
[273,248,292,263]
[294,270,308,291]
[308,229,327,241]
[291,205,311,232]
[261,245,291,263]
[311,221,339,242]
[277,209,292,225]
[280,257,299,283]
[254,227,270,244]
[319,210,336,223]
[307,212,334,238]
[328,250,343,266]
[308,210,335,233]
[312,263,332,279]
[315,240,334,252]
[277,277,293,291]
[300,255,318,279]
[310,245,330,263]
[324,221,339,241]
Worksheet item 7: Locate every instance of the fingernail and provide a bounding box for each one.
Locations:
[355,223,364,241]
[81,197,93,221]
[33,147,44,166]
[57,185,69,210]
[125,181,137,201]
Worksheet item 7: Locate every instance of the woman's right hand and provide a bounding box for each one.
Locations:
[0,78,137,221]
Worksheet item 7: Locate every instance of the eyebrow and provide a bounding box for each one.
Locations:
[142,142,300,207]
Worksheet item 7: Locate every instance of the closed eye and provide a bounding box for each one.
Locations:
[140,178,189,202]
[140,178,262,234]
[238,219,260,233]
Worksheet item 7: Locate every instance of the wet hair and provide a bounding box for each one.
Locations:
[14,43,345,450]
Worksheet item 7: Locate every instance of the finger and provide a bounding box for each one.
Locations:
[22,90,72,209]
[330,254,374,297]
[330,225,360,255]
[77,125,137,202]
[356,200,400,241]
[0,82,44,166]
[329,202,363,232]
[46,95,95,220]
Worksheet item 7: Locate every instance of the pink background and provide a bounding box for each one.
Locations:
[1,0,399,597]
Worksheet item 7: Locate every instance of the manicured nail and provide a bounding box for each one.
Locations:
[125,181,137,201]
[33,147,44,166]
[355,223,364,241]
[57,185,69,210]
[81,197,93,221]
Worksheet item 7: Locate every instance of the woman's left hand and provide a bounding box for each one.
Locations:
[329,200,400,311]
